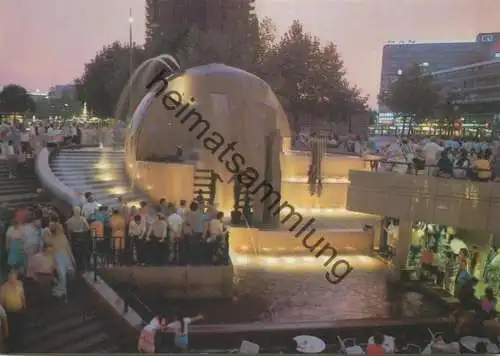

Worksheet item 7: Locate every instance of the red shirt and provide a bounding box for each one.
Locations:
[366,344,385,355]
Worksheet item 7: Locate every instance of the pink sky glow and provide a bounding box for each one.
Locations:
[0,0,499,107]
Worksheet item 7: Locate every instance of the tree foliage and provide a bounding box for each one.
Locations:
[379,64,440,133]
[262,21,366,131]
[33,94,82,120]
[76,42,146,118]
[79,12,366,127]
[0,84,35,116]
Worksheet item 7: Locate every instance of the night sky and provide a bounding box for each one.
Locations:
[1,0,499,106]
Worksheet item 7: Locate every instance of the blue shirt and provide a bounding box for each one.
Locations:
[193,212,207,234]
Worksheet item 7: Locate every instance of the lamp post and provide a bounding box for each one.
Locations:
[128,9,134,121]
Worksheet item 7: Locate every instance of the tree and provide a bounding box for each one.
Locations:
[0,84,35,116]
[145,0,259,72]
[33,93,82,120]
[263,21,366,132]
[367,109,378,126]
[379,64,440,135]
[77,42,146,118]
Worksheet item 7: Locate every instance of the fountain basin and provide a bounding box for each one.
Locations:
[229,226,374,255]
[102,265,233,299]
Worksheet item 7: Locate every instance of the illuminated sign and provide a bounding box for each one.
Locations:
[387,40,416,44]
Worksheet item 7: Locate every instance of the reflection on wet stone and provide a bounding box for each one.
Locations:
[134,261,444,324]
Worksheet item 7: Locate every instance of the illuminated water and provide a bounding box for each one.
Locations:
[120,255,445,324]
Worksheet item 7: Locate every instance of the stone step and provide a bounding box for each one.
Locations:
[0,193,41,204]
[51,150,148,209]
[59,148,124,154]
[23,319,112,353]
[57,332,117,353]
[57,150,123,155]
[21,279,129,353]
[54,158,124,165]
[0,187,40,196]
[24,308,100,344]
[57,180,119,189]
[55,153,124,160]
[0,178,38,186]
[51,167,126,176]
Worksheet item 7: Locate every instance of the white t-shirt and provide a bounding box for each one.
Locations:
[208,219,224,238]
[6,145,15,156]
[82,201,100,218]
[143,317,161,332]
[422,142,443,164]
[167,213,183,234]
[167,318,191,337]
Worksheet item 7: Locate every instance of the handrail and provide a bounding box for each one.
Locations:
[35,148,84,208]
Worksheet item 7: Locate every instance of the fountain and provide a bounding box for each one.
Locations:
[117,58,378,290]
[39,55,446,328]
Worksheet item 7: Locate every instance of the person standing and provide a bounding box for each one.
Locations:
[109,209,126,265]
[65,206,90,272]
[81,192,99,219]
[207,212,227,264]
[422,137,443,175]
[6,221,25,274]
[21,215,43,280]
[137,314,168,353]
[128,215,145,265]
[44,221,75,300]
[147,213,168,265]
[6,141,17,180]
[167,209,183,264]
[167,313,204,353]
[484,246,498,283]
[0,269,25,353]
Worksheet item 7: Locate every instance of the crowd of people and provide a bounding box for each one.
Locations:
[0,202,70,352]
[0,190,230,353]
[368,136,500,181]
[76,193,230,269]
[0,120,85,179]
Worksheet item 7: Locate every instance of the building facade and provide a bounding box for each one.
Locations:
[431,59,500,135]
[379,32,500,124]
[145,0,255,43]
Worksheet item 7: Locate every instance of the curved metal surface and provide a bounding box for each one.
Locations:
[115,54,181,123]
[124,63,291,163]
[35,148,83,208]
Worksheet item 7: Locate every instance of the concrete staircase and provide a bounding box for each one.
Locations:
[50,148,146,207]
[0,156,135,352]
[21,279,134,353]
[0,160,43,208]
[193,168,214,203]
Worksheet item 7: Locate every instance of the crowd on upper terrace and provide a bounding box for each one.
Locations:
[365,136,500,181]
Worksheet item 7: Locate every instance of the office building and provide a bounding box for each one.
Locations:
[431,59,500,135]
[145,0,255,44]
[379,32,500,124]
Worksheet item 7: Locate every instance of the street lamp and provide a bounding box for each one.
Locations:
[128,8,134,123]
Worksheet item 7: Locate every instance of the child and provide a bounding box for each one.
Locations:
[167,313,204,352]
[138,314,168,353]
